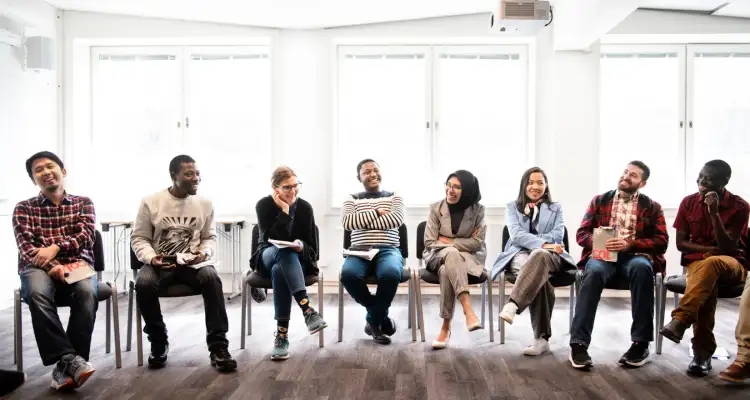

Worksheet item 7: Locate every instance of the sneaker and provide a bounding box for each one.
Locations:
[50,363,76,391]
[209,346,238,372]
[523,338,550,356]
[719,360,750,383]
[381,317,397,336]
[148,341,169,369]
[365,322,392,345]
[619,342,650,367]
[58,354,95,388]
[271,333,290,361]
[303,308,328,335]
[500,302,518,325]
[569,343,593,369]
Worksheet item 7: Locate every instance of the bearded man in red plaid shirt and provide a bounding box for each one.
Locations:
[12,151,98,391]
[568,161,669,370]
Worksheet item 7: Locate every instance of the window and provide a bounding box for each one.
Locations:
[688,46,750,202]
[599,46,684,207]
[600,44,750,207]
[333,45,529,207]
[89,46,271,219]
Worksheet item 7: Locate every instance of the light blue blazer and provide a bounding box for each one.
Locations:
[491,201,576,280]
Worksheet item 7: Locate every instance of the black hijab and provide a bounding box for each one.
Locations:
[446,170,482,234]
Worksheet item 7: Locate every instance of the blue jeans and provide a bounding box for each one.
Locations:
[341,247,404,325]
[261,246,307,321]
[570,254,654,347]
[19,267,99,366]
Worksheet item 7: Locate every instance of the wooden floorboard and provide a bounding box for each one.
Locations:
[1,294,748,399]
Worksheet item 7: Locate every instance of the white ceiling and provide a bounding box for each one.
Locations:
[42,0,497,29]
[642,0,750,16]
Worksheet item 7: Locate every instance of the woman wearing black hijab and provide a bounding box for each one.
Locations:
[422,170,487,349]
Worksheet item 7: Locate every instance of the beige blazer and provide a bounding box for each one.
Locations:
[422,200,487,277]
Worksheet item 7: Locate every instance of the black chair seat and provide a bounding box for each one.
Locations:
[245,270,319,288]
[420,269,487,285]
[50,281,112,306]
[665,275,744,298]
[504,268,577,287]
[363,267,411,285]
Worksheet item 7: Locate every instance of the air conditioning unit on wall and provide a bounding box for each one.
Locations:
[0,14,23,47]
[490,0,552,36]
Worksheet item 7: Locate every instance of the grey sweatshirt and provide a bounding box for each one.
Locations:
[131,189,217,264]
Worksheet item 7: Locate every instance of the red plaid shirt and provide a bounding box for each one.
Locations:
[576,190,669,274]
[13,192,96,273]
[673,190,749,267]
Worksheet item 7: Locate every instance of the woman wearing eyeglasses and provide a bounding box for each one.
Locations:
[423,170,486,349]
[491,167,576,356]
[252,166,327,361]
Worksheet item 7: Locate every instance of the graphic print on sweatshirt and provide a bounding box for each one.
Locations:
[157,216,200,255]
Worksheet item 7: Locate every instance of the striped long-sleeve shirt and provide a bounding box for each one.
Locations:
[341,191,404,248]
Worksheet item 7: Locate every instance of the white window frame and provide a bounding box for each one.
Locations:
[599,44,687,208]
[331,43,531,210]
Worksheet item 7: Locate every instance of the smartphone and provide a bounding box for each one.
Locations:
[162,255,177,263]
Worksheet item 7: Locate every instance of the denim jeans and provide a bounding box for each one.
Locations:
[261,246,308,321]
[135,264,229,350]
[570,254,654,347]
[19,266,99,366]
[341,247,404,325]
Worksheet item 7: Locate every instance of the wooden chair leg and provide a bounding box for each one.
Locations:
[111,284,122,368]
[319,271,324,348]
[415,273,426,343]
[338,271,344,343]
[240,283,247,350]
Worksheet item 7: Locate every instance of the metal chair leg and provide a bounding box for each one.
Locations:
[136,296,143,367]
[106,296,112,354]
[415,271,426,343]
[319,271,324,348]
[15,289,22,372]
[481,281,486,328]
[499,273,506,344]
[240,283,247,350]
[126,281,134,352]
[13,289,18,365]
[338,270,344,343]
[408,277,412,330]
[487,279,494,343]
[111,284,122,369]
[569,285,575,333]
[247,284,252,336]
[674,293,679,309]
[410,271,417,342]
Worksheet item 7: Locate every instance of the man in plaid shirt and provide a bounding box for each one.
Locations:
[568,161,669,370]
[12,151,98,391]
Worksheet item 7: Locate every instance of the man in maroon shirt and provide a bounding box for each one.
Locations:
[661,159,749,376]
[12,151,97,391]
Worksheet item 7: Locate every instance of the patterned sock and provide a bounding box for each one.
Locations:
[277,321,289,337]
[294,290,311,313]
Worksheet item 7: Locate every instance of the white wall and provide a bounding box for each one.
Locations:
[59,10,750,286]
[0,0,59,305]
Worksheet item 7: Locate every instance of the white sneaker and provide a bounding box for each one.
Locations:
[523,338,550,356]
[500,302,518,325]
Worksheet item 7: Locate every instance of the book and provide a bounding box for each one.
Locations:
[342,248,380,261]
[61,261,97,284]
[173,252,218,269]
[268,239,299,249]
[592,227,617,262]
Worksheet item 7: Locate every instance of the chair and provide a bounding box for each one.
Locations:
[240,224,325,349]
[126,247,203,366]
[338,224,416,342]
[13,230,122,371]
[413,221,494,343]
[657,231,749,354]
[498,226,578,344]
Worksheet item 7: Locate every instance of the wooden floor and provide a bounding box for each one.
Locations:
[1,293,748,399]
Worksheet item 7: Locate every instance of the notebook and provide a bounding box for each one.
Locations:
[592,227,618,262]
[61,261,97,284]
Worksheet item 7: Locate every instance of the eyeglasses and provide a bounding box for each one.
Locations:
[278,182,302,192]
[445,183,462,191]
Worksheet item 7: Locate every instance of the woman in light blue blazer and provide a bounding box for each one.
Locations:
[491,167,576,356]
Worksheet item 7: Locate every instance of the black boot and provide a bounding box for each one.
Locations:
[210,346,237,372]
[148,341,169,369]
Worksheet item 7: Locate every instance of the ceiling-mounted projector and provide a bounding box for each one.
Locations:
[490,0,552,36]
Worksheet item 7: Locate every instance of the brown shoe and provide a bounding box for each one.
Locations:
[719,361,750,383]
[659,318,689,344]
